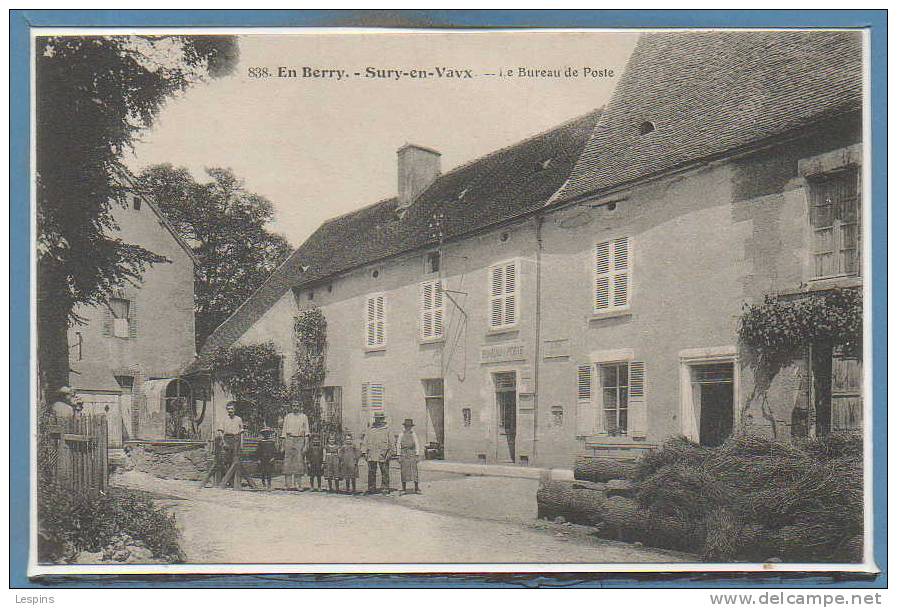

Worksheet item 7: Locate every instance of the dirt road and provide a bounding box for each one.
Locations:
[114,470,691,564]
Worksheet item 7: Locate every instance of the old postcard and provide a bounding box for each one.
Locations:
[26,24,875,579]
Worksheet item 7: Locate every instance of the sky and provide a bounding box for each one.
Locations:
[126,31,639,247]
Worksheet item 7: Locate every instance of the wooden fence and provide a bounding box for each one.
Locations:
[46,414,108,496]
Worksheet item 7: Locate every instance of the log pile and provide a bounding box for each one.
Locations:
[573,456,638,482]
[538,460,644,532]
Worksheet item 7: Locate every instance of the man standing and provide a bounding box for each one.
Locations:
[398,418,422,495]
[281,401,309,490]
[217,402,244,472]
[362,412,392,494]
[49,386,77,418]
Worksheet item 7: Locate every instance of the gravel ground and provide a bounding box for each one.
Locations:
[112,469,693,565]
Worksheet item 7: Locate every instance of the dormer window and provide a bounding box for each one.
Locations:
[638,121,656,135]
[534,158,552,172]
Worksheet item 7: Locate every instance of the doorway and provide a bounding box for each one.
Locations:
[691,362,735,447]
[423,379,445,459]
[494,372,517,462]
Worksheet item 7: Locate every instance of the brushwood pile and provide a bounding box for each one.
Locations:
[537,434,863,562]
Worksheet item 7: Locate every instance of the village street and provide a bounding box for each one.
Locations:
[113,468,691,565]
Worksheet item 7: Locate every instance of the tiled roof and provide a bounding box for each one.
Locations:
[187,108,601,371]
[555,30,863,202]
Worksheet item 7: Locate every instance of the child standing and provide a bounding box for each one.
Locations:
[305,433,324,491]
[339,430,360,494]
[323,431,341,493]
[256,426,277,489]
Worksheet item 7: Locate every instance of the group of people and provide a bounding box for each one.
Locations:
[217,402,423,495]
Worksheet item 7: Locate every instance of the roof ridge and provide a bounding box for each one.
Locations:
[315,107,601,227]
[319,195,397,226]
[113,166,200,266]
[429,106,602,183]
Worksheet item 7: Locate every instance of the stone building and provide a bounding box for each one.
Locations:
[190,30,864,467]
[68,173,198,447]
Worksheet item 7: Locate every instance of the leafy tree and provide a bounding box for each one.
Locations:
[134,165,293,347]
[36,35,238,396]
[210,342,290,432]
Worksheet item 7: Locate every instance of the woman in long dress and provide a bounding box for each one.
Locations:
[280,403,309,490]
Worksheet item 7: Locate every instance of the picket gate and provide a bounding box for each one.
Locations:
[47,414,108,496]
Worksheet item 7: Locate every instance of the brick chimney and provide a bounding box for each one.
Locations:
[397,143,441,210]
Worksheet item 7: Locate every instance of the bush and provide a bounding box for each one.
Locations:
[630,433,863,562]
[38,483,184,563]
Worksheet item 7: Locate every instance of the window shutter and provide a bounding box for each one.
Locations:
[489,264,504,328]
[612,237,629,308]
[433,281,444,338]
[371,384,385,413]
[420,280,445,340]
[628,361,647,439]
[575,365,595,437]
[102,304,113,337]
[421,281,433,339]
[128,297,138,339]
[595,238,630,312]
[365,298,376,347]
[504,262,517,326]
[376,295,386,345]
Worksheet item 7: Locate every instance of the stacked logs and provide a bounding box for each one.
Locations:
[537,456,651,544]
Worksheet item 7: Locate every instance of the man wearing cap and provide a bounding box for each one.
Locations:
[398,418,423,495]
[281,401,309,490]
[49,386,77,418]
[362,412,392,494]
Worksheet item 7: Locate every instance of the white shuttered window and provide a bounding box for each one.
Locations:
[595,237,631,312]
[489,260,518,329]
[420,280,445,340]
[594,360,647,438]
[365,293,386,348]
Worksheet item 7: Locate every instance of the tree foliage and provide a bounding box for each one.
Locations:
[738,288,863,359]
[737,288,863,435]
[292,308,328,429]
[36,35,238,392]
[210,342,289,432]
[135,165,292,347]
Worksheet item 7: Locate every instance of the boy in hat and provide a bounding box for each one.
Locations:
[398,418,422,494]
[256,426,277,489]
[323,431,341,493]
[362,412,392,494]
[305,432,324,491]
[339,430,360,494]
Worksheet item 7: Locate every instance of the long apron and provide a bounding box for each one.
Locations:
[282,435,307,475]
[399,448,419,483]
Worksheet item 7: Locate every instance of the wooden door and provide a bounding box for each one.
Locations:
[494,372,517,462]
